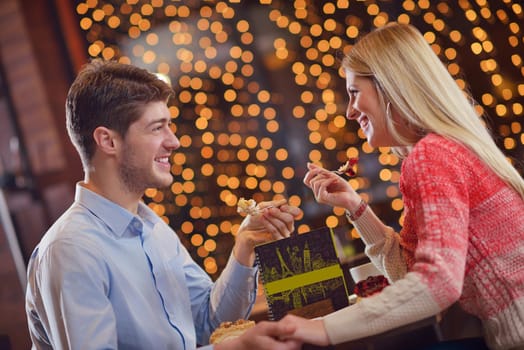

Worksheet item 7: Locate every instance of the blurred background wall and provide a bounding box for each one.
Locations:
[0,0,522,349]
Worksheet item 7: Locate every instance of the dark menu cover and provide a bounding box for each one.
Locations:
[254,226,349,321]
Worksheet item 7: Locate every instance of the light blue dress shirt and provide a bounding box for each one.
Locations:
[26,183,258,349]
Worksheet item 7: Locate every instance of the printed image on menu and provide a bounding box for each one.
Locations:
[254,226,350,320]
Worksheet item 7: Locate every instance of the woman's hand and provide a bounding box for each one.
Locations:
[303,162,361,210]
[214,320,302,350]
[279,314,330,346]
[234,199,302,266]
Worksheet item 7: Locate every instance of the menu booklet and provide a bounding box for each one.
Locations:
[254,226,350,321]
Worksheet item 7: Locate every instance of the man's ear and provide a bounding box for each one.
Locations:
[93,126,120,155]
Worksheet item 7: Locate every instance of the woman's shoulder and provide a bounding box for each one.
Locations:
[403,133,484,179]
[407,133,478,165]
[412,133,467,154]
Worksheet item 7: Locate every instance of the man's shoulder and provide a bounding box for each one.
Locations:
[37,203,106,252]
[53,201,105,230]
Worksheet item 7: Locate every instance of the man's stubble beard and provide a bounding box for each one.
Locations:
[118,149,172,195]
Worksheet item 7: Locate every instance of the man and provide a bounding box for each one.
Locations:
[26,59,302,350]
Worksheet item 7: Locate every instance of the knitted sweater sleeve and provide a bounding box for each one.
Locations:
[326,137,470,344]
[350,208,407,282]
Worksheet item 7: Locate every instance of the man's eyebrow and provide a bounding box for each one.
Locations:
[146,117,170,127]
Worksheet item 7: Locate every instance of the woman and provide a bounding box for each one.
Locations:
[285,23,524,350]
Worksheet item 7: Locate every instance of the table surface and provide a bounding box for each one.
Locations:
[252,288,443,350]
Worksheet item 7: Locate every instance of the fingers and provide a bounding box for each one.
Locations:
[303,162,333,188]
[250,200,302,239]
[257,198,286,210]
[240,321,302,350]
[303,163,321,187]
[256,320,297,337]
[278,204,302,218]
[277,315,330,347]
[257,209,293,239]
[309,176,336,204]
[304,162,354,206]
[262,205,303,238]
[233,200,302,266]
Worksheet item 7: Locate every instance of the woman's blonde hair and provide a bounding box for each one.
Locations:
[342,22,524,199]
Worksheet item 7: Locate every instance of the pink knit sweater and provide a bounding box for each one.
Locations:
[324,134,524,350]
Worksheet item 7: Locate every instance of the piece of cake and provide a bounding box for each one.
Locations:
[237,198,259,216]
[334,157,358,177]
[209,319,256,344]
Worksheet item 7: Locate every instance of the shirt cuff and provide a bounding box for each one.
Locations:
[221,253,258,290]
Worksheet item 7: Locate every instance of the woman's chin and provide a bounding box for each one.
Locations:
[366,136,377,148]
[367,136,391,148]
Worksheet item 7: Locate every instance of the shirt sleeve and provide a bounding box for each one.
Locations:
[198,345,214,350]
[210,253,258,319]
[184,247,258,345]
[33,239,117,349]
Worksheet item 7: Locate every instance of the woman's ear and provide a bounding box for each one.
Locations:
[92,126,119,155]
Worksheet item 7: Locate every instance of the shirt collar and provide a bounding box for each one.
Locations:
[74,182,160,237]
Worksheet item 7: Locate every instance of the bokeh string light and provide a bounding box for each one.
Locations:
[74,0,523,277]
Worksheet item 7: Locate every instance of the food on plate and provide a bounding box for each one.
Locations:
[209,319,256,344]
[353,275,389,298]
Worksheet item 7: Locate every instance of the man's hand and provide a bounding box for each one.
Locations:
[214,320,302,350]
[233,199,302,266]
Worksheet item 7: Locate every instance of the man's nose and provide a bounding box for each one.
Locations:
[166,132,180,151]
